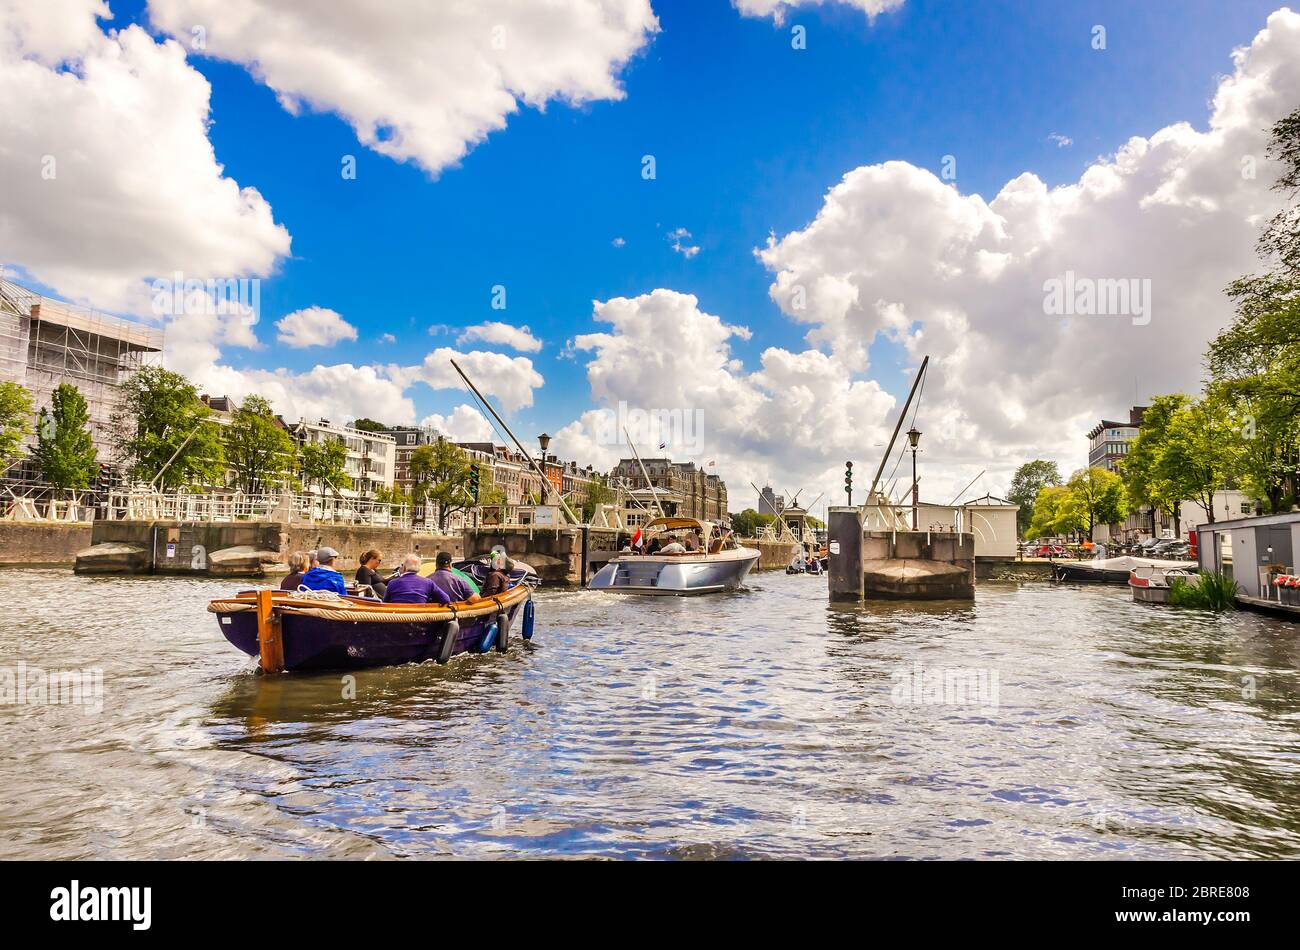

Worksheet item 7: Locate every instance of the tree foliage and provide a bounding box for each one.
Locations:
[34,383,97,490]
[112,366,225,489]
[0,381,33,471]
[1007,460,1061,537]
[1026,469,1126,540]
[730,508,775,537]
[1064,466,1128,538]
[1025,485,1071,538]
[299,436,352,494]
[1120,394,1190,533]
[1205,104,1300,512]
[224,396,297,494]
[410,437,474,530]
[580,474,616,522]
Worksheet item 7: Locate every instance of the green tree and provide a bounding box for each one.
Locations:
[476,464,508,507]
[1218,388,1297,513]
[1120,394,1190,536]
[112,366,225,489]
[0,381,33,472]
[1007,460,1062,537]
[224,396,297,494]
[1025,484,1078,539]
[730,508,775,537]
[351,418,387,433]
[1158,396,1241,523]
[1254,105,1300,277]
[1063,466,1128,540]
[374,484,412,506]
[33,384,97,490]
[1209,106,1300,508]
[580,474,616,522]
[410,436,474,530]
[300,437,352,494]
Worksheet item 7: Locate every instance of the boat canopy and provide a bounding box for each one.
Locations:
[643,517,711,533]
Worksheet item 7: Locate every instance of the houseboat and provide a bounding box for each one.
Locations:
[1195,511,1300,619]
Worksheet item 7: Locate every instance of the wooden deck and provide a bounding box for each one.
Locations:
[1237,593,1300,621]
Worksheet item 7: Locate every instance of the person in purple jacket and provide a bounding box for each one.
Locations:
[428,551,480,604]
[384,554,452,605]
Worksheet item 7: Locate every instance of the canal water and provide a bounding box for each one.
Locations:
[2,568,1298,859]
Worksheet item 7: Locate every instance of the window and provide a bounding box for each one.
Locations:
[1240,502,1251,514]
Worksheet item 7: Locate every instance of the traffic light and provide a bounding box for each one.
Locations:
[844,460,853,505]
[469,464,481,501]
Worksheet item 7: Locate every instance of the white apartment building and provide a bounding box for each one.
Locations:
[291,419,395,496]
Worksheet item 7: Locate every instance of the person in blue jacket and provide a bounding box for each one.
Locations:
[299,546,348,595]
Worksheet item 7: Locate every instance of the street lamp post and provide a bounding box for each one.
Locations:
[537,433,551,503]
[907,426,922,530]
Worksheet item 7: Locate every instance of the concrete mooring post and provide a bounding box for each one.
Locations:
[828,506,864,601]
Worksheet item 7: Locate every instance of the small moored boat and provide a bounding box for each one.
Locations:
[1052,554,1197,585]
[209,559,539,672]
[587,517,759,595]
[1129,565,1200,604]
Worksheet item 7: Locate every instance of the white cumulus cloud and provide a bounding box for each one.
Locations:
[457,321,543,353]
[733,0,906,24]
[556,289,895,505]
[420,405,496,442]
[0,0,290,314]
[147,0,659,176]
[755,7,1300,502]
[275,307,358,349]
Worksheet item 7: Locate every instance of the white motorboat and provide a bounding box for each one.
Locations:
[587,517,760,595]
[1053,554,1197,584]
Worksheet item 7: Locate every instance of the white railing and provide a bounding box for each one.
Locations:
[100,490,412,529]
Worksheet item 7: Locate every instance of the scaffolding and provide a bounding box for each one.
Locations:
[0,274,163,478]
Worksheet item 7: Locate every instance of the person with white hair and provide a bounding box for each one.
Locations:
[383,553,451,605]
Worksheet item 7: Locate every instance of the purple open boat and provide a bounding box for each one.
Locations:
[210,560,539,672]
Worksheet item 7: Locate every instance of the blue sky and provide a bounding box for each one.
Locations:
[7,0,1296,501]
[87,0,1277,435]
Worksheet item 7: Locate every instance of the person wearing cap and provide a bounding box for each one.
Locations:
[300,546,348,595]
[428,551,480,604]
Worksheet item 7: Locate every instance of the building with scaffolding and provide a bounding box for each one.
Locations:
[0,276,164,483]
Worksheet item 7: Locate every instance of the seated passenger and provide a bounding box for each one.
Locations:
[480,551,513,598]
[299,546,348,595]
[355,548,388,598]
[280,551,309,590]
[659,538,687,555]
[429,551,480,603]
[384,554,452,604]
[683,532,699,552]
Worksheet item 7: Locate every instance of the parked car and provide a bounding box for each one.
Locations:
[1028,544,1068,558]
[1152,540,1191,559]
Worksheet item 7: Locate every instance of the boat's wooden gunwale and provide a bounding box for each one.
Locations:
[207,583,531,623]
